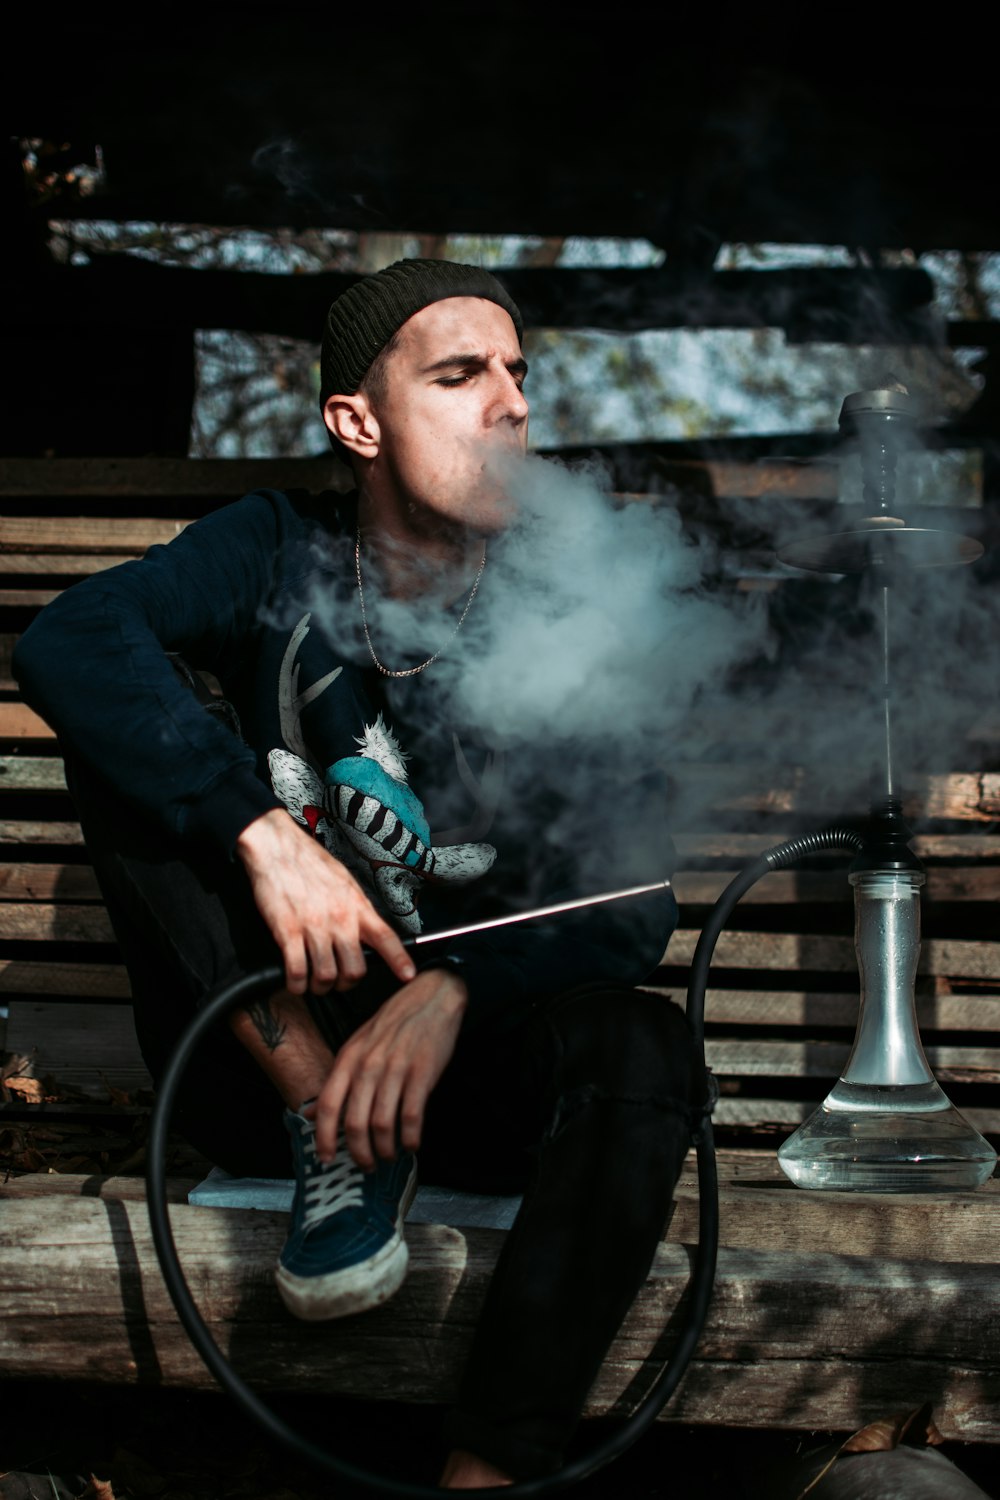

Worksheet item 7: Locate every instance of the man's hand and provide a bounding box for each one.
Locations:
[310,967,468,1170]
[236,808,416,995]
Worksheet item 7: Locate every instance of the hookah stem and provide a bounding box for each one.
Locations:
[399,879,671,950]
[880,578,895,802]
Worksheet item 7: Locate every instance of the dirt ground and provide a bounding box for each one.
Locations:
[0,1381,997,1500]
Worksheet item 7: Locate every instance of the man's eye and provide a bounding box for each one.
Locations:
[436,375,469,387]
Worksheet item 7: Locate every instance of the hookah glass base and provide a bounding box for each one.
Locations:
[777,868,998,1192]
[778,1080,997,1192]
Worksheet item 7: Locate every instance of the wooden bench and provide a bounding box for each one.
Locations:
[2,457,999,1442]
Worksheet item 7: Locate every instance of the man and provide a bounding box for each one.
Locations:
[14,259,702,1488]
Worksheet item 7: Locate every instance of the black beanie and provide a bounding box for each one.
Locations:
[319,258,524,412]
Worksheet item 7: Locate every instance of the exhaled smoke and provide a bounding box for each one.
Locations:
[298,442,997,874]
[430,449,768,755]
[301,450,773,879]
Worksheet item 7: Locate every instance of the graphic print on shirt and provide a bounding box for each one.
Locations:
[267,614,497,933]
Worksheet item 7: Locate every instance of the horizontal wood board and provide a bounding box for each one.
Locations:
[0,1193,998,1438]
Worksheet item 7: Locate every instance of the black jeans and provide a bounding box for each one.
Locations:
[67,756,702,1479]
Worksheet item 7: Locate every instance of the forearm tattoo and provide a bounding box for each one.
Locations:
[244,999,287,1052]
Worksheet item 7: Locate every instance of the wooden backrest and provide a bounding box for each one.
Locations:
[2,459,999,1148]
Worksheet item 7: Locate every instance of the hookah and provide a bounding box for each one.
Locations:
[145,390,995,1494]
[776,388,997,1190]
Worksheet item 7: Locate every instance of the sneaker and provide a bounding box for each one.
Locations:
[275,1107,417,1321]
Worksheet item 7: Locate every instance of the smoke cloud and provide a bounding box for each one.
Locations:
[298,437,999,868]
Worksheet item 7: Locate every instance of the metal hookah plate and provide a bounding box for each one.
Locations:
[777,523,984,573]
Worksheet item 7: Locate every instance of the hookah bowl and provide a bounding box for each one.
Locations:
[774,389,996,1191]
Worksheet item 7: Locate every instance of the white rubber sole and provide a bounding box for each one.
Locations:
[275,1162,417,1322]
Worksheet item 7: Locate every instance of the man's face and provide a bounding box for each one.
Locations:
[370,296,529,535]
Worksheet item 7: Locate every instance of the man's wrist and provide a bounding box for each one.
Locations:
[417,958,470,1008]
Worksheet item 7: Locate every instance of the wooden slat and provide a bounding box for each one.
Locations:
[673,867,1000,904]
[0,590,60,608]
[0,517,191,552]
[0,820,85,846]
[0,960,129,999]
[0,704,53,741]
[0,553,139,575]
[0,1174,194,1203]
[0,903,115,942]
[0,457,847,507]
[5,999,148,1096]
[694,987,1000,1032]
[5,1158,998,1264]
[6,755,1000,823]
[0,823,996,860]
[0,1197,997,1438]
[667,927,1000,979]
[675,832,1000,860]
[0,457,345,500]
[671,766,1000,823]
[4,902,1000,985]
[712,1096,1000,1135]
[0,863,102,900]
[0,757,66,793]
[705,1037,1000,1083]
[5,859,998,907]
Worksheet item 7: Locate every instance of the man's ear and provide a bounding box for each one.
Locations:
[323,393,380,459]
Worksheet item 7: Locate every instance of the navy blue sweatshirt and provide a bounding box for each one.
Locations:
[14,488,676,1028]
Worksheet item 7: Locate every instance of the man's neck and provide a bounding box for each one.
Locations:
[356,492,484,605]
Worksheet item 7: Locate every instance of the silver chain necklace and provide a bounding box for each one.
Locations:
[354,527,487,678]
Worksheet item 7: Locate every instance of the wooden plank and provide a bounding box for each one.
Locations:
[0,457,853,507]
[3,904,1000,982]
[0,517,191,553]
[676,832,1000,860]
[0,704,54,741]
[6,755,1000,824]
[666,928,1000,980]
[0,553,139,575]
[713,1096,1000,1135]
[0,903,115,943]
[5,859,997,909]
[669,1171,1000,1262]
[0,821,85,846]
[0,1174,194,1203]
[0,1197,997,1439]
[5,1161,997,1265]
[673,867,1000,904]
[694,987,1000,1033]
[0,960,129,999]
[0,823,996,862]
[672,765,1000,823]
[0,757,67,794]
[0,590,60,608]
[0,457,345,500]
[705,1038,1000,1084]
[0,863,101,900]
[5,1000,148,1096]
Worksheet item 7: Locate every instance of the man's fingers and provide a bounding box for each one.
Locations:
[304,928,338,994]
[399,1066,433,1154]
[342,1070,379,1172]
[364,915,417,983]
[329,930,369,992]
[315,1068,350,1163]
[280,933,310,996]
[370,1069,407,1162]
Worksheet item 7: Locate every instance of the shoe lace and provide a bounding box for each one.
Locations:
[298,1120,365,1229]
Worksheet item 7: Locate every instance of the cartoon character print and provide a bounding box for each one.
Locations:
[267,614,496,934]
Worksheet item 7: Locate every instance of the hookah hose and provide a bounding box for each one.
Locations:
[146,826,864,1497]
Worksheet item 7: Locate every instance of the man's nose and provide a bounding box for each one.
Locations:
[491,368,529,424]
